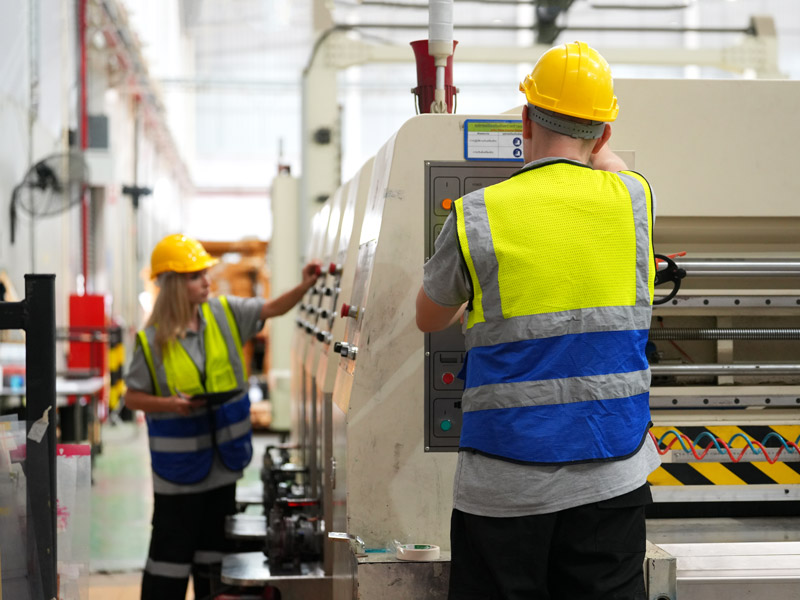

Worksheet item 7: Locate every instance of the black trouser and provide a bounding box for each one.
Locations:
[448,484,651,600]
[141,483,237,600]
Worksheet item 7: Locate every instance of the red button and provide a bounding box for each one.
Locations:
[329,262,338,275]
[341,303,350,318]
[442,372,454,385]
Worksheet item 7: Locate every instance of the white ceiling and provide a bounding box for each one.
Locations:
[125,0,800,193]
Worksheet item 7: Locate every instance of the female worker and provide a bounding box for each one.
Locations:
[125,233,319,599]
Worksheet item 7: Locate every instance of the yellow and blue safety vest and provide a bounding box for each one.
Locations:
[453,158,655,464]
[137,297,253,484]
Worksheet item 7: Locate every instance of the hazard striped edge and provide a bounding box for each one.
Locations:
[648,424,800,486]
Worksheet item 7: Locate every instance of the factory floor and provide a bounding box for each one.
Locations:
[88,419,278,599]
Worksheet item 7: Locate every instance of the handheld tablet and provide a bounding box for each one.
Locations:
[190,389,243,407]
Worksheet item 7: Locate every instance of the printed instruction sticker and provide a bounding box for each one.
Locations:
[464,120,524,161]
[27,406,51,443]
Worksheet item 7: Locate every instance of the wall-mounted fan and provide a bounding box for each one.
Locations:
[9,151,90,244]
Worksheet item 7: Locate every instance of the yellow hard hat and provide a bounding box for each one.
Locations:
[150,234,218,279]
[520,41,618,122]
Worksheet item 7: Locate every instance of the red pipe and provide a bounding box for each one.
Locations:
[79,0,89,293]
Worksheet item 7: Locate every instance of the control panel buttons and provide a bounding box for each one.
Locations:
[329,262,342,276]
[433,352,464,391]
[433,177,460,216]
[333,341,348,356]
[441,198,453,211]
[333,342,357,359]
[316,330,332,343]
[340,303,360,320]
[432,398,461,438]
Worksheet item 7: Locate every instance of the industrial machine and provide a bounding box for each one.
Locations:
[253,164,377,595]
[327,79,800,598]
[257,197,334,579]
[329,112,529,599]
[228,78,800,600]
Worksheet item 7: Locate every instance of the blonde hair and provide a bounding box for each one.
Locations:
[146,271,193,350]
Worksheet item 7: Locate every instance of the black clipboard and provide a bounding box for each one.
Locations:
[190,388,243,407]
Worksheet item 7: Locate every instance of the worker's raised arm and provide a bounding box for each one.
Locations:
[415,286,465,332]
[591,141,628,172]
[260,261,321,320]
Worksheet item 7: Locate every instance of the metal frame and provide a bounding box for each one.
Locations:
[0,274,57,599]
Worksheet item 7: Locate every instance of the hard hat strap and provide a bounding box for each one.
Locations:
[528,104,605,140]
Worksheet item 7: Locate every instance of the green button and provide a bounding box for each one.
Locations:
[440,419,452,432]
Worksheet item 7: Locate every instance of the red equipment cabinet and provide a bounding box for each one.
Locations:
[67,294,108,422]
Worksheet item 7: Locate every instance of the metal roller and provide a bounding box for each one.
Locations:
[650,364,800,376]
[649,328,800,340]
[675,259,800,277]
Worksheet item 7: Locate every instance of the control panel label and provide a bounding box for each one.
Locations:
[464,120,524,162]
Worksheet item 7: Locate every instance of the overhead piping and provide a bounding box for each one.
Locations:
[350,22,751,34]
[428,0,453,114]
[95,0,193,192]
[79,0,89,294]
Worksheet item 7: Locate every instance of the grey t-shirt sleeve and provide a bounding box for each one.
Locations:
[224,295,267,340]
[422,211,472,307]
[124,336,155,394]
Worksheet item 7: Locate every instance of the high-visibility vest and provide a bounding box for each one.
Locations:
[137,296,253,484]
[453,158,655,464]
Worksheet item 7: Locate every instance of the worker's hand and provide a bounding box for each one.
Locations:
[590,143,627,172]
[301,261,322,290]
[170,393,205,416]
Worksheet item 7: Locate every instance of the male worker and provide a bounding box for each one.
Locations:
[416,41,660,599]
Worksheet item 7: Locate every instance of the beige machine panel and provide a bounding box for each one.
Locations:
[612,79,800,218]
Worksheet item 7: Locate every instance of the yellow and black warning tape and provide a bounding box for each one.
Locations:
[108,326,125,411]
[648,424,800,486]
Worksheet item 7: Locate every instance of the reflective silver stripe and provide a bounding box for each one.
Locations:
[140,326,172,397]
[461,187,504,320]
[149,433,213,452]
[617,172,651,307]
[145,558,192,579]
[461,369,651,412]
[207,300,247,388]
[465,305,652,350]
[194,550,225,564]
[216,417,252,444]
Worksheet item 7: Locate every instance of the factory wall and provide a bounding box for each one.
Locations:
[0,0,191,359]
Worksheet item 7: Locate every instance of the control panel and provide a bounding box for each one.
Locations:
[424,161,521,451]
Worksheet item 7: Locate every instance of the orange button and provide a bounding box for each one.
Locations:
[441,198,453,210]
